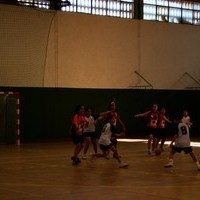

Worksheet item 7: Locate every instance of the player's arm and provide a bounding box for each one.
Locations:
[99,110,111,117]
[73,115,86,134]
[187,118,193,127]
[164,116,172,123]
[134,111,149,118]
[117,115,126,132]
[94,115,104,124]
[72,115,79,129]
[83,118,89,128]
[169,134,178,148]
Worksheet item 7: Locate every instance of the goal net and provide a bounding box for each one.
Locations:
[0,92,20,144]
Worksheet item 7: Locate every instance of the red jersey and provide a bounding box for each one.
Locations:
[157,113,166,129]
[108,111,120,126]
[110,111,119,119]
[71,114,86,135]
[146,111,159,128]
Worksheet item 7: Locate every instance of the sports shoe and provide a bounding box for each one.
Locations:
[77,157,81,163]
[164,162,173,168]
[196,161,200,171]
[71,156,78,165]
[148,150,154,156]
[82,155,87,159]
[160,148,165,152]
[105,154,111,159]
[89,153,96,161]
[119,162,128,168]
[71,156,81,165]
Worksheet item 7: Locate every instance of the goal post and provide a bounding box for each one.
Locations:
[0,92,20,145]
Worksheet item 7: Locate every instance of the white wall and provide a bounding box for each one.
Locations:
[45,12,200,89]
[1,4,200,89]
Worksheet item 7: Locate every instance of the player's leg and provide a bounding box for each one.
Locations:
[82,136,91,159]
[111,136,119,157]
[110,145,128,168]
[160,138,165,151]
[91,133,98,154]
[151,128,158,153]
[71,135,84,165]
[160,128,167,151]
[92,144,108,158]
[72,143,83,164]
[189,151,198,162]
[164,148,176,168]
[91,138,98,154]
[187,148,200,170]
[147,133,153,155]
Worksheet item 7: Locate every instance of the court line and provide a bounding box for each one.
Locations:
[0,186,42,198]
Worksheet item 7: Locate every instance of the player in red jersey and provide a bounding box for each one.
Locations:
[155,107,172,153]
[70,105,87,165]
[134,104,159,155]
[100,101,126,131]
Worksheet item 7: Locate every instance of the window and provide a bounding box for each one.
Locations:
[13,0,200,25]
[62,0,134,19]
[143,0,200,25]
[143,0,156,20]
[17,0,50,9]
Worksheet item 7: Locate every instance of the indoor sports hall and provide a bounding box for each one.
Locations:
[1,1,200,200]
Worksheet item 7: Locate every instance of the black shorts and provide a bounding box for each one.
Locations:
[111,137,118,146]
[100,143,113,151]
[146,127,157,137]
[71,134,84,144]
[154,128,167,139]
[172,146,193,154]
[83,132,96,139]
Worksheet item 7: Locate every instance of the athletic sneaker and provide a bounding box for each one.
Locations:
[119,162,128,168]
[71,156,81,165]
[89,153,96,161]
[164,162,173,168]
[160,148,165,152]
[71,157,78,165]
[148,150,154,156]
[196,161,200,171]
[82,155,87,159]
[76,157,81,163]
[105,154,111,159]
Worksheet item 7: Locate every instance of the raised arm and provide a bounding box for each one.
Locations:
[134,111,149,118]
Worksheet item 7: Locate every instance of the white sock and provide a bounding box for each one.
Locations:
[196,161,200,167]
[168,159,173,164]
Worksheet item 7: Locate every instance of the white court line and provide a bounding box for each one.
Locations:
[118,139,200,147]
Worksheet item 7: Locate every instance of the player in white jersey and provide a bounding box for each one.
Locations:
[164,117,200,170]
[95,115,128,168]
[82,107,99,159]
[181,110,192,128]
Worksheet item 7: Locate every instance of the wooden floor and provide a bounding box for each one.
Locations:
[1,140,200,200]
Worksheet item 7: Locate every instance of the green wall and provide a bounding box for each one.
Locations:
[1,87,200,143]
